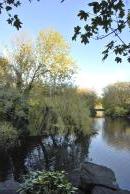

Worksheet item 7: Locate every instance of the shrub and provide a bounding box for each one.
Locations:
[29,88,91,136]
[0,88,29,136]
[18,171,77,194]
[0,122,18,149]
[103,82,130,117]
[114,107,128,117]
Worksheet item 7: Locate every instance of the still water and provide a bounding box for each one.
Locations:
[89,118,130,190]
[0,118,130,190]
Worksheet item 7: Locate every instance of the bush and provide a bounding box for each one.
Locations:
[29,88,91,136]
[0,88,29,136]
[114,107,128,117]
[105,106,128,117]
[18,171,77,194]
[0,122,18,149]
[103,82,130,117]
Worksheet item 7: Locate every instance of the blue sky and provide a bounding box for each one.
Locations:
[0,0,130,94]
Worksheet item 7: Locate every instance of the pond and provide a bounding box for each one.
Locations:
[0,117,130,190]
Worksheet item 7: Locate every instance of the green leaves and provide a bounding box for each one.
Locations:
[102,41,130,63]
[115,57,122,63]
[6,6,12,11]
[74,0,129,63]
[78,10,89,21]
[103,82,130,117]
[18,171,77,194]
[0,0,23,29]
[0,121,18,150]
[127,10,130,28]
[7,14,22,30]
[13,15,22,30]
[72,26,81,41]
[89,1,100,14]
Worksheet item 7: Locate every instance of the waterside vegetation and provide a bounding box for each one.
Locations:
[0,29,97,151]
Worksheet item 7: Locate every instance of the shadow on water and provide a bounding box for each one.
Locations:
[0,132,90,183]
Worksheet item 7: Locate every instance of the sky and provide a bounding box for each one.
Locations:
[0,0,130,95]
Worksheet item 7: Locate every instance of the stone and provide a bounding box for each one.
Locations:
[92,186,130,194]
[67,169,81,187]
[80,162,119,191]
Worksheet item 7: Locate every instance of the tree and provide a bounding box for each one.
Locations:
[72,0,130,63]
[0,122,18,149]
[102,82,130,116]
[3,30,75,97]
[0,57,12,86]
[37,29,75,91]
[0,30,76,136]
[77,88,97,116]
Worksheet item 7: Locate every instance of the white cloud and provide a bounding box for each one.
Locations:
[76,68,130,95]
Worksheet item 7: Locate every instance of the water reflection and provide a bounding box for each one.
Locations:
[0,118,130,191]
[0,133,90,183]
[0,152,11,182]
[89,117,130,190]
[103,118,130,150]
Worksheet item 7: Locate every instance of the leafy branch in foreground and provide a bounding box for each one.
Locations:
[18,171,77,194]
[0,0,39,29]
[0,0,22,29]
[72,0,130,63]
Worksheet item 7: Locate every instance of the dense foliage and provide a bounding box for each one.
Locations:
[77,88,97,117]
[29,86,91,136]
[0,121,18,149]
[0,30,93,150]
[0,87,29,136]
[18,171,77,194]
[103,82,130,117]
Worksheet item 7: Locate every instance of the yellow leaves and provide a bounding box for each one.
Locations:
[52,54,73,71]
[0,57,10,82]
[0,57,8,72]
[38,29,68,52]
[1,29,76,90]
[37,29,69,65]
[15,42,34,68]
[37,29,76,84]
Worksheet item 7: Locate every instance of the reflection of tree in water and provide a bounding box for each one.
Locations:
[102,118,130,150]
[0,132,90,182]
[26,132,90,172]
[0,151,11,182]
